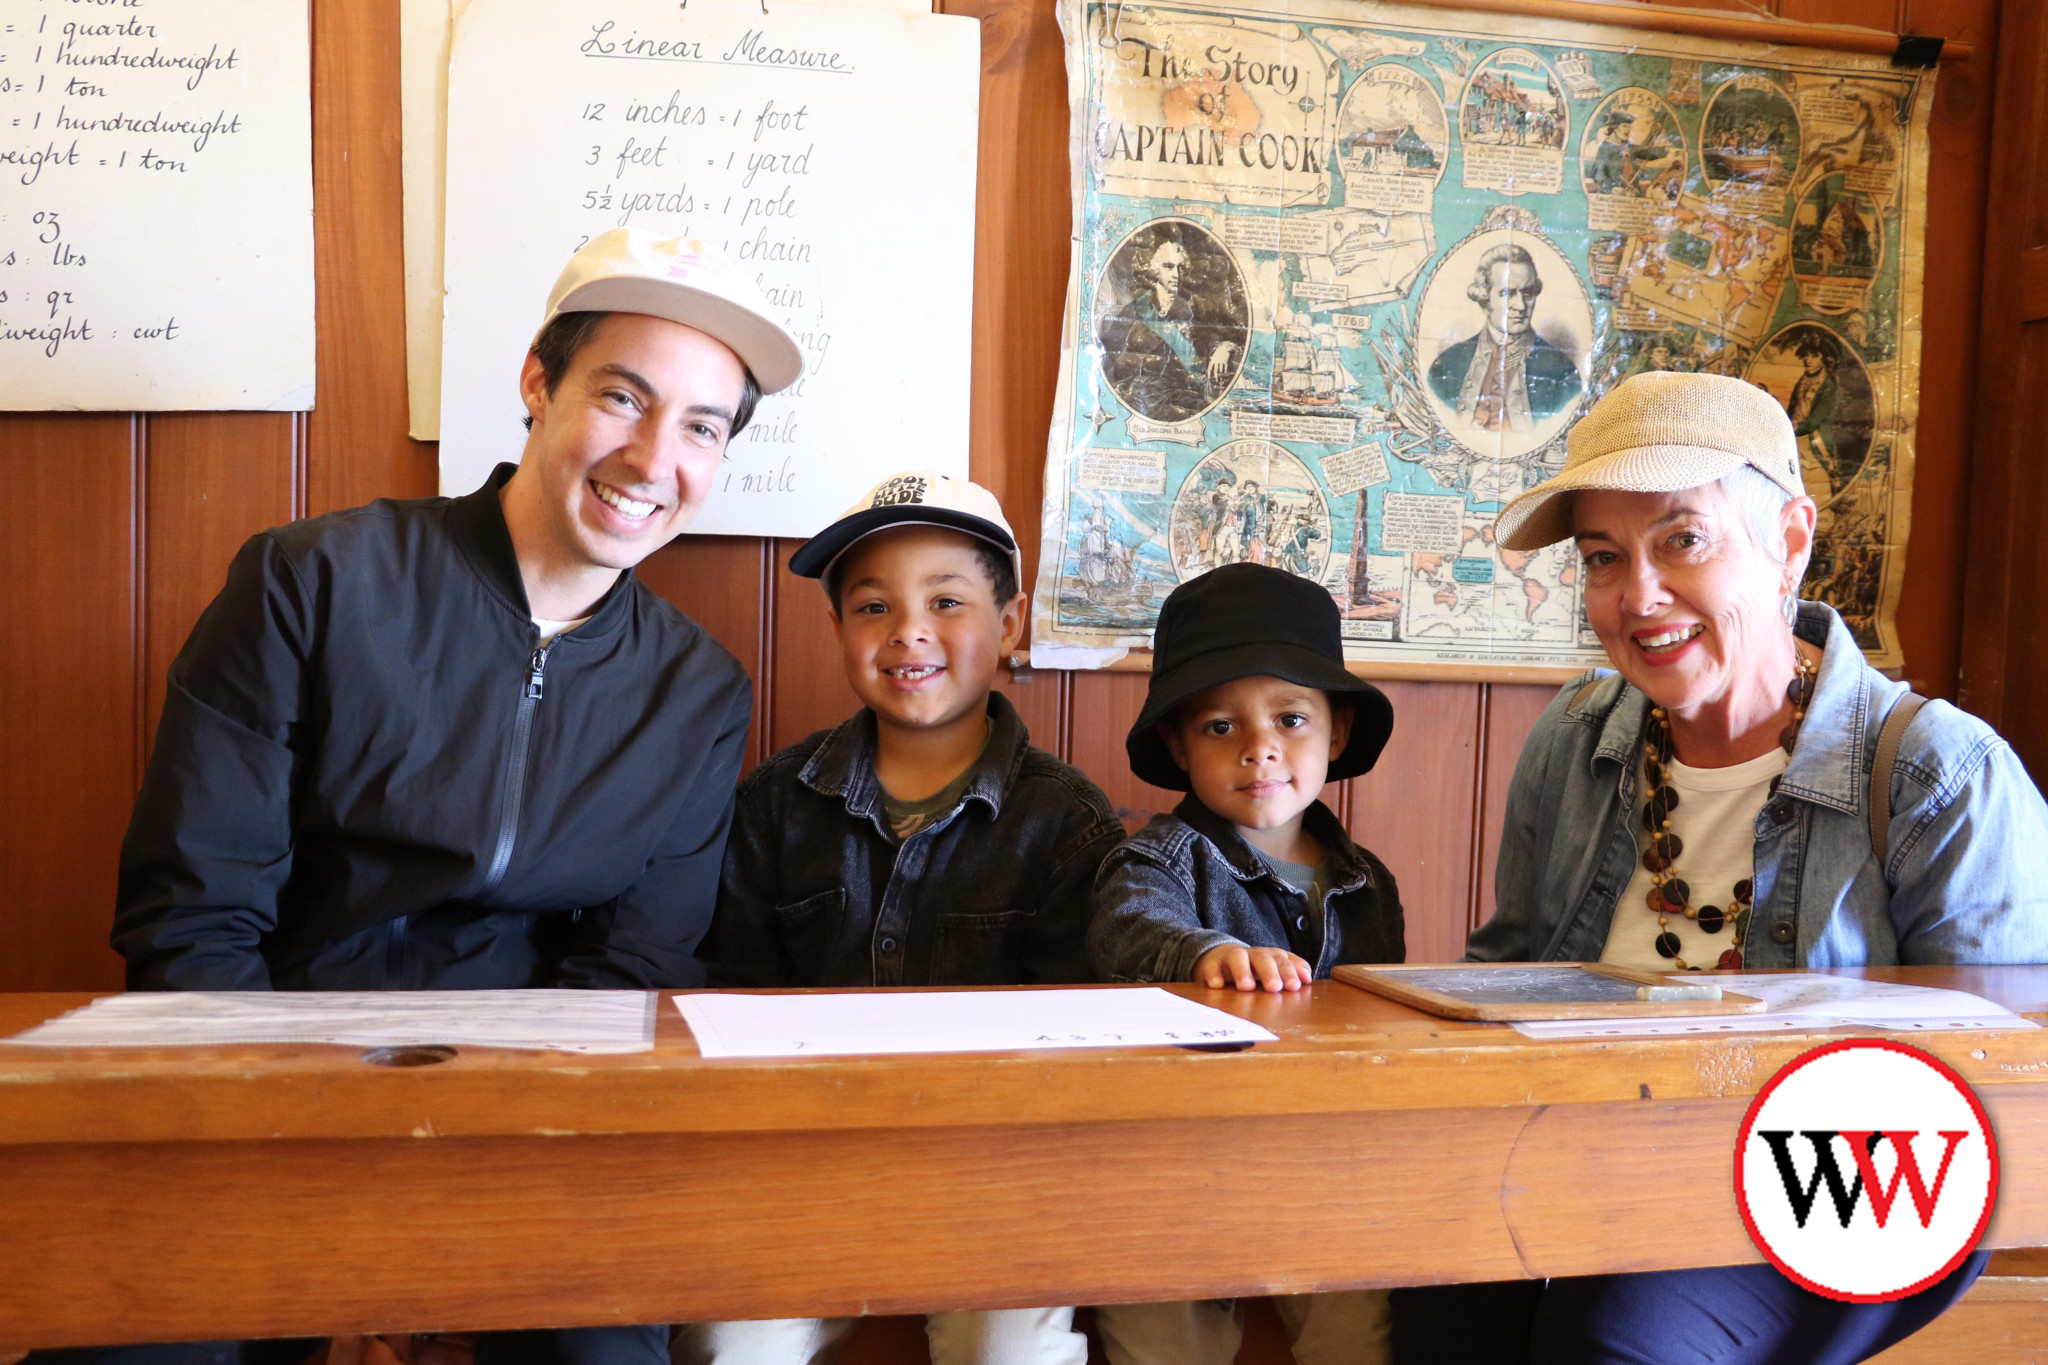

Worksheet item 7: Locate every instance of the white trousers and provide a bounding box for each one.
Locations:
[1092,1293,1391,1365]
[675,1293,1388,1365]
[674,1306,1087,1365]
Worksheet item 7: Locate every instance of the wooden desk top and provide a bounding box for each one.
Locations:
[6,966,2047,1146]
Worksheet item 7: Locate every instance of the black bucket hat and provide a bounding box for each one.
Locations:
[1127,563,1394,791]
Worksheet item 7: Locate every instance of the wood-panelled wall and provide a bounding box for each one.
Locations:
[0,0,2006,991]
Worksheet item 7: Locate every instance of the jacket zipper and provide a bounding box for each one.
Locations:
[478,641,552,898]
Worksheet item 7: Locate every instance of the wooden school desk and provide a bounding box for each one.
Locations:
[3,968,2047,1348]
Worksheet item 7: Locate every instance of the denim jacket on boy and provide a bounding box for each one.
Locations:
[1470,601,2048,967]
[1089,796,1404,983]
[701,692,1125,988]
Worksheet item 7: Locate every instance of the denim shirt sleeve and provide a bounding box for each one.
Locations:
[1088,831,1241,984]
[1466,676,1593,963]
[699,760,800,988]
[1014,774,1128,985]
[1885,719,2048,964]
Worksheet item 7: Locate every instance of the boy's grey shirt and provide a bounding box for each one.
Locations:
[1089,797,1404,983]
[702,692,1125,987]
[1471,601,2048,967]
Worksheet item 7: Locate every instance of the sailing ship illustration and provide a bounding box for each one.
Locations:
[1272,327,1363,408]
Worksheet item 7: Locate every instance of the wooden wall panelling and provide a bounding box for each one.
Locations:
[637,538,775,767]
[1962,0,2047,778]
[1473,683,1560,932]
[141,415,299,759]
[1067,672,1180,824]
[942,0,1078,770]
[1348,682,1481,963]
[1774,0,1896,26]
[0,417,139,992]
[770,539,863,751]
[308,0,437,516]
[943,0,1074,604]
[992,663,1067,754]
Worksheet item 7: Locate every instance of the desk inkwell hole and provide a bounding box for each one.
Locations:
[361,1045,458,1067]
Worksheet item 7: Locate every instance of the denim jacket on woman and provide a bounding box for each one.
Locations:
[1470,601,2048,967]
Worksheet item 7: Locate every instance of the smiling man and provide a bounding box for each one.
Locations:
[102,230,799,1364]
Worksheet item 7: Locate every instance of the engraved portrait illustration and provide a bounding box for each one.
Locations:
[1094,218,1251,425]
[1423,241,1584,435]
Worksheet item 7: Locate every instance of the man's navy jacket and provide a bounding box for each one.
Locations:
[114,464,752,992]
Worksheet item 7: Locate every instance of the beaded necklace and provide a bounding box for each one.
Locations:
[1639,653,1817,971]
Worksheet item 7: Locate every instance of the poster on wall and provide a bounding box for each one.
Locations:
[435,0,980,537]
[1029,0,1932,675]
[398,0,933,443]
[0,0,314,410]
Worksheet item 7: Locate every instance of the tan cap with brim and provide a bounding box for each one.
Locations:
[538,228,804,394]
[1493,370,1806,551]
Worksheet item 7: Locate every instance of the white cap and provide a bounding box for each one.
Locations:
[788,470,1023,591]
[537,228,804,393]
[1494,371,1806,550]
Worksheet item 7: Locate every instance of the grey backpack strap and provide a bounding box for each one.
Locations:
[1869,691,1929,873]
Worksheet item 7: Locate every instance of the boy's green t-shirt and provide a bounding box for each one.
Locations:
[1258,850,1333,912]
[877,723,991,842]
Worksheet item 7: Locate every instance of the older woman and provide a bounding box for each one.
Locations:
[1392,371,2048,1365]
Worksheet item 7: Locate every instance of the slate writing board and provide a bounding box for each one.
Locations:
[1330,962,1768,1021]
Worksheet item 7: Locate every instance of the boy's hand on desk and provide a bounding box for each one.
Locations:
[1193,944,1313,993]
[318,1337,412,1365]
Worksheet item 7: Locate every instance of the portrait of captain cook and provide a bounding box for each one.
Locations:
[1425,242,1583,434]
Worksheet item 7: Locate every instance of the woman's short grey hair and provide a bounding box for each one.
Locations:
[1717,464,1805,584]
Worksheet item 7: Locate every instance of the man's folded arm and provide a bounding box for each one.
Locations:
[556,674,753,990]
[113,534,314,991]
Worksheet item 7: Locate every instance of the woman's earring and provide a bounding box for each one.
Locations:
[1782,590,1799,626]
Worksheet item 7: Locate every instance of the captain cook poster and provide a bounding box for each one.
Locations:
[1030,0,1933,675]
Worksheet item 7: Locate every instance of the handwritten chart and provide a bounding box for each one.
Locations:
[436,0,980,536]
[0,0,313,410]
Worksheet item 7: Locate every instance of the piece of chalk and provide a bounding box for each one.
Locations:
[1638,984,1724,1001]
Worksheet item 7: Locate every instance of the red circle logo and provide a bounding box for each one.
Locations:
[1735,1039,1998,1302]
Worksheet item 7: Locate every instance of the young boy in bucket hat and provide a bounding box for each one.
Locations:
[684,470,1129,1365]
[1086,561,1402,1365]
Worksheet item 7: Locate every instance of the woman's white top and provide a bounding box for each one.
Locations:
[1599,746,1790,972]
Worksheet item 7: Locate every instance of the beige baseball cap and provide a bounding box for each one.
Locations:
[790,470,1023,590]
[1493,371,1807,550]
[537,228,804,394]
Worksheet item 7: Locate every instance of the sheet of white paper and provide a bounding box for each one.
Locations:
[1511,974,2039,1040]
[676,988,1278,1058]
[0,0,315,410]
[433,0,978,533]
[398,0,934,441]
[1,990,656,1054]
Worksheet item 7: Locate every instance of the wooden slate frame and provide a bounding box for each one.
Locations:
[1331,961,1766,1021]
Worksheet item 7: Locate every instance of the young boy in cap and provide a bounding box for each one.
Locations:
[1085,561,1402,1365]
[684,470,1126,1365]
